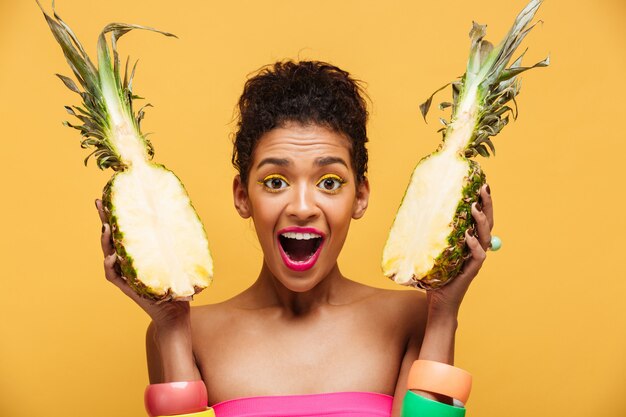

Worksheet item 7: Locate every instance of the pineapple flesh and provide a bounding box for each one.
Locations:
[39,4,213,301]
[382,0,548,289]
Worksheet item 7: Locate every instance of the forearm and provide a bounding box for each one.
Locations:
[151,321,201,382]
[418,305,458,364]
[413,305,459,405]
[145,321,209,417]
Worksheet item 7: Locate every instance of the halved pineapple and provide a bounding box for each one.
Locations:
[383,153,484,288]
[39,4,213,301]
[382,0,548,289]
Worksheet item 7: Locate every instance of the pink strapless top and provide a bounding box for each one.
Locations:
[211,391,393,417]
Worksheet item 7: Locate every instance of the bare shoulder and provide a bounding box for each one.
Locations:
[345,280,428,337]
[189,299,237,334]
[187,292,264,340]
[370,286,427,313]
[144,301,234,345]
[351,280,427,313]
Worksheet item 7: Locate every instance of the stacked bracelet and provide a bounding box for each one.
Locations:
[401,390,465,417]
[407,359,472,405]
[145,380,211,417]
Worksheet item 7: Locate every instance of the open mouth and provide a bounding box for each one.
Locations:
[279,232,323,261]
[277,228,325,271]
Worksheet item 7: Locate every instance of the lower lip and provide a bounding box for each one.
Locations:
[278,239,324,272]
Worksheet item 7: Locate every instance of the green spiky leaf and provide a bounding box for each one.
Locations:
[418,0,548,157]
[37,1,176,170]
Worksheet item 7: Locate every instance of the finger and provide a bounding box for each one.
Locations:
[101,223,115,257]
[104,252,122,283]
[458,229,487,280]
[471,202,491,251]
[95,199,108,224]
[479,184,494,230]
[103,253,146,302]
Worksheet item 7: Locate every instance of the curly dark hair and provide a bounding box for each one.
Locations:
[232,60,370,186]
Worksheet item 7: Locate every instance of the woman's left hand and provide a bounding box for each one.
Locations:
[426,184,494,315]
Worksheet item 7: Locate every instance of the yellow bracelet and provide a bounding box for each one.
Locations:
[156,409,215,417]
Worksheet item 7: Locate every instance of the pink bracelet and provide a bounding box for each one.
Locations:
[144,380,208,417]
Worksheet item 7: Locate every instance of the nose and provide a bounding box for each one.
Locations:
[285,182,321,222]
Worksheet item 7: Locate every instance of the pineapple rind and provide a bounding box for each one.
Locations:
[415,160,485,289]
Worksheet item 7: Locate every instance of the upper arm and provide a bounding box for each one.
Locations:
[390,291,428,417]
[146,320,163,384]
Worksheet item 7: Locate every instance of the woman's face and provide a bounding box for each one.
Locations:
[233,122,369,292]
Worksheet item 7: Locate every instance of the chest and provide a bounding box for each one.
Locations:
[194,308,406,405]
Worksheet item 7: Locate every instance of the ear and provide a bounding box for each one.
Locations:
[233,175,251,219]
[352,177,370,220]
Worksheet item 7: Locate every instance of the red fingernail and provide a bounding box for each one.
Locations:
[467,227,474,237]
[486,184,491,195]
[475,202,482,212]
[102,225,105,233]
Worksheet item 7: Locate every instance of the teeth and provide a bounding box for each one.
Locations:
[281,232,321,240]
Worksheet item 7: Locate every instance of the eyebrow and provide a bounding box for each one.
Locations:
[256,156,348,170]
[315,156,348,168]
[256,157,290,169]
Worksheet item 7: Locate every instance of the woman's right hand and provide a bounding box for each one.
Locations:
[97,199,202,383]
[95,199,191,328]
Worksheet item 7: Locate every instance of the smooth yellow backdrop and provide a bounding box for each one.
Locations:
[1,0,624,416]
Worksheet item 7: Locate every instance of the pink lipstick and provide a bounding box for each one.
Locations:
[276,227,326,272]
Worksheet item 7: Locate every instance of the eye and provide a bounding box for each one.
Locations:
[317,174,346,192]
[259,175,289,191]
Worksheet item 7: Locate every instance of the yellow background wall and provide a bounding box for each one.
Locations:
[1,0,624,416]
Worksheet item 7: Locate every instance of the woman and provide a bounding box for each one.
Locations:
[95,60,494,417]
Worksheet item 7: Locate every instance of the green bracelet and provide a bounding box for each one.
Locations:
[401,390,466,417]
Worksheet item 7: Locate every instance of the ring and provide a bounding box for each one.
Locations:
[489,236,502,251]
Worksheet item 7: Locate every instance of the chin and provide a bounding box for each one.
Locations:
[276,270,324,293]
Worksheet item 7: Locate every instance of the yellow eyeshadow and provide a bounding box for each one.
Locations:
[318,174,347,183]
[257,174,289,184]
[317,174,347,194]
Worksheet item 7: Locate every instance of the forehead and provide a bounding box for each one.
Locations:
[252,123,352,165]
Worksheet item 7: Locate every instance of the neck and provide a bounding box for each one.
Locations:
[251,262,346,316]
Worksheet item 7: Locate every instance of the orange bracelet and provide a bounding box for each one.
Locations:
[406,360,472,405]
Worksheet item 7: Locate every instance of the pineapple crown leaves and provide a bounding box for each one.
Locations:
[419,0,549,158]
[37,1,177,171]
